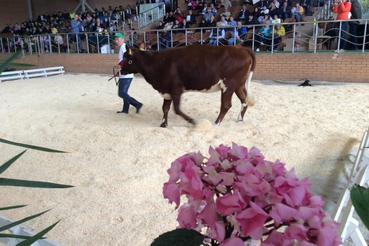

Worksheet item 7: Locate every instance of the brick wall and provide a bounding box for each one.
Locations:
[1,52,368,83]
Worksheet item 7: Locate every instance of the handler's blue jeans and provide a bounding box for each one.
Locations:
[118,78,142,113]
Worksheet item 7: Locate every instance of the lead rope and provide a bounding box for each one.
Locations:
[108,67,119,86]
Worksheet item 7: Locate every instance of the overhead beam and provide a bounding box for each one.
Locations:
[74,0,95,13]
[27,0,33,19]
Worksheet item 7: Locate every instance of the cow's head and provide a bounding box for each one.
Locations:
[120,45,139,75]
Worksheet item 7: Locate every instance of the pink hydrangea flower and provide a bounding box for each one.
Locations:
[162,143,342,245]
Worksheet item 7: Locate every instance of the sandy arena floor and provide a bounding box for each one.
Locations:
[0,73,368,245]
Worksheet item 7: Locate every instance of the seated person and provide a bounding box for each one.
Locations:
[209,21,225,45]
[259,14,272,24]
[291,3,304,23]
[238,5,250,21]
[209,3,218,14]
[172,19,181,33]
[156,21,164,29]
[255,23,271,51]
[228,16,237,27]
[178,19,190,33]
[228,21,247,45]
[203,7,214,21]
[207,15,217,28]
[300,0,311,16]
[270,24,285,51]
[165,20,174,30]
[260,5,270,15]
[159,26,172,50]
[222,7,231,20]
[186,10,197,25]
[280,2,292,20]
[269,3,280,18]
[198,18,209,32]
[271,14,281,24]
[219,15,228,27]
[245,14,259,29]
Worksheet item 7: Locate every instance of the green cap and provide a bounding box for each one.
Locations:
[115,32,125,39]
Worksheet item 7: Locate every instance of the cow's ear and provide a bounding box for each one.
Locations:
[126,45,134,55]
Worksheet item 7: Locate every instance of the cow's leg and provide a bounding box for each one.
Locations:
[171,93,195,125]
[214,90,233,126]
[160,99,172,128]
[235,85,248,122]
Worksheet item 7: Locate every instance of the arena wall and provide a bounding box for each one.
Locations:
[0,0,138,28]
[2,52,367,83]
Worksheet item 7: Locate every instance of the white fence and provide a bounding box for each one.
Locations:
[332,127,369,245]
[0,66,65,82]
[0,214,63,246]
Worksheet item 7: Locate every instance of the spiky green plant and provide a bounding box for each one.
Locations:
[0,138,73,245]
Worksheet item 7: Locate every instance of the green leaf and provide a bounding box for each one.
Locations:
[217,212,223,221]
[0,150,27,175]
[16,221,59,246]
[0,178,73,189]
[350,185,369,230]
[0,62,35,67]
[0,50,22,74]
[0,138,67,153]
[151,228,205,246]
[0,233,44,240]
[0,205,27,211]
[0,210,50,232]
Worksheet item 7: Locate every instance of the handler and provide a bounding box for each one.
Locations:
[114,32,143,114]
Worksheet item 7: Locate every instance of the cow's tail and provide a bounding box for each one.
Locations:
[245,48,256,107]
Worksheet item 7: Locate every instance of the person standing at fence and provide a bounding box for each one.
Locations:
[114,33,143,114]
[349,0,362,50]
[70,14,85,52]
[333,0,351,53]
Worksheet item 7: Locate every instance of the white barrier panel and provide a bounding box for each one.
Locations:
[0,71,24,82]
[0,214,64,246]
[23,66,65,79]
[0,66,65,82]
[332,127,369,246]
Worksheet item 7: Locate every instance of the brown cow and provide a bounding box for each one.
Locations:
[120,45,256,127]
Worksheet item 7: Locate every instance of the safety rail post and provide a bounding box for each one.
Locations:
[66,34,70,54]
[271,24,275,53]
[362,20,367,53]
[97,34,100,54]
[314,19,319,53]
[252,26,255,50]
[37,36,41,54]
[86,33,89,54]
[292,23,296,53]
[107,32,111,53]
[49,35,52,53]
[337,21,342,51]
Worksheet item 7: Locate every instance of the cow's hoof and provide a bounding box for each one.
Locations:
[160,123,167,128]
[188,119,196,125]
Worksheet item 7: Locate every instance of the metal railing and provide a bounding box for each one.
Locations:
[136,3,166,29]
[1,18,369,55]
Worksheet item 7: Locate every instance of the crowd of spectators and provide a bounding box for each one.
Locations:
[0,0,319,53]
[0,5,137,38]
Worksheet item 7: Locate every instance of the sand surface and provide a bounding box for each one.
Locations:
[0,73,368,245]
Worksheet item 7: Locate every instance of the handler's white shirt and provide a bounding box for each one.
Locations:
[119,43,134,79]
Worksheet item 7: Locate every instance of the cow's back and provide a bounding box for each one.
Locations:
[146,45,252,92]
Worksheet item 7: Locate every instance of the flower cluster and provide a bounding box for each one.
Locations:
[163,143,342,246]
